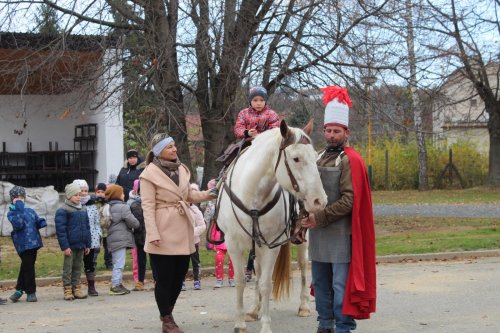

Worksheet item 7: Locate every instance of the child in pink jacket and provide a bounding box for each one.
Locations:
[204,179,234,288]
[208,220,234,288]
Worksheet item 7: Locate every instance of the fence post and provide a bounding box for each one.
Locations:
[385,149,390,190]
[448,149,453,186]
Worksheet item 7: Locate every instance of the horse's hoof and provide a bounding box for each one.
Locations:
[234,328,247,333]
[297,308,311,317]
[245,312,259,322]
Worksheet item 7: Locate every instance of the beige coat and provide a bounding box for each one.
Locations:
[140,163,212,255]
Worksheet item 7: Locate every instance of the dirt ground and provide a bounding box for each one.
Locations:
[1,257,500,333]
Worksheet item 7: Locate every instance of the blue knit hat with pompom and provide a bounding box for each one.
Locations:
[9,185,26,202]
[248,86,268,104]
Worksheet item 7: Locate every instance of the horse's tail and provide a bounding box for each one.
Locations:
[272,242,292,301]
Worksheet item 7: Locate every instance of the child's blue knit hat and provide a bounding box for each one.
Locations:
[248,86,268,104]
[9,185,26,202]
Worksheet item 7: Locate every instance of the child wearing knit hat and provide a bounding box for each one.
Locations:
[234,86,280,139]
[211,86,280,197]
[73,179,102,296]
[104,184,140,295]
[7,185,47,303]
[55,183,91,301]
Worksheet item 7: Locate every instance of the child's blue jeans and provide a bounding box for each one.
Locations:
[111,248,126,287]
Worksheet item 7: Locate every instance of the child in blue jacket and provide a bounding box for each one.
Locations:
[55,183,91,301]
[7,185,47,303]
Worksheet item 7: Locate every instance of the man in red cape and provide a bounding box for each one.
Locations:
[301,86,376,333]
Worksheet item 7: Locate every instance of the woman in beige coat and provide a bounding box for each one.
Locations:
[140,133,214,333]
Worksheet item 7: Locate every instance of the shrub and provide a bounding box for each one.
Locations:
[354,138,488,190]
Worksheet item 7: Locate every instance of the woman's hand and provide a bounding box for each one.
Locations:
[150,240,161,247]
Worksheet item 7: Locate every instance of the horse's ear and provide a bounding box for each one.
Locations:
[303,119,314,135]
[280,119,295,148]
[280,119,288,138]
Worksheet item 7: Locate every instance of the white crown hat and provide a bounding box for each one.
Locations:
[321,86,352,129]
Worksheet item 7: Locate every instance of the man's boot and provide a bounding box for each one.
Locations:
[86,272,98,296]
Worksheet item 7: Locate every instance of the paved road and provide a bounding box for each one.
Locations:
[374,203,500,218]
[1,257,500,333]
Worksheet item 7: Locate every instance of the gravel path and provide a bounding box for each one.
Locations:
[374,204,500,218]
[2,257,500,333]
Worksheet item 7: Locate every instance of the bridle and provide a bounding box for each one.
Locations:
[273,133,311,194]
[207,131,312,254]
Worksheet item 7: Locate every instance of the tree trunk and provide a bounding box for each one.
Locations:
[487,103,500,186]
[196,0,267,187]
[145,0,192,170]
[405,0,428,191]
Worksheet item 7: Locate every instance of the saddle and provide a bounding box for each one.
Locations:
[215,138,253,167]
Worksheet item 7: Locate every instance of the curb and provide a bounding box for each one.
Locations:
[2,250,500,289]
[375,249,500,263]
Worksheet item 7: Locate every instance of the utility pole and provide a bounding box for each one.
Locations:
[361,71,377,185]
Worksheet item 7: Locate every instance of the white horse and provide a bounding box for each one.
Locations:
[216,120,327,333]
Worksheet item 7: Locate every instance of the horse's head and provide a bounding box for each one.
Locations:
[274,120,327,213]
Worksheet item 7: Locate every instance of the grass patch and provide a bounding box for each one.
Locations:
[1,215,498,280]
[373,186,500,205]
[375,216,500,255]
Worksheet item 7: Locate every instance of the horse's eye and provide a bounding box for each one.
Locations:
[293,157,300,162]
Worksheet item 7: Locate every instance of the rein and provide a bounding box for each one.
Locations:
[274,134,311,193]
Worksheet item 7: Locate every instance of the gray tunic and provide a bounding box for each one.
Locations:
[309,152,352,263]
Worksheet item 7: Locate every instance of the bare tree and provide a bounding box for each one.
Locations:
[1,0,395,187]
[405,0,428,190]
[421,0,500,186]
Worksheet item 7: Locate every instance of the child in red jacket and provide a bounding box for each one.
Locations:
[210,86,280,197]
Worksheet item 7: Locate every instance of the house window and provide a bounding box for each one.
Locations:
[470,99,477,107]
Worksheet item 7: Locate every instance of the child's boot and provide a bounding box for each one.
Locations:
[133,281,144,291]
[9,289,23,302]
[72,285,87,299]
[63,286,74,301]
[214,279,223,288]
[86,272,98,296]
[245,269,253,282]
[26,293,37,302]
[193,280,201,290]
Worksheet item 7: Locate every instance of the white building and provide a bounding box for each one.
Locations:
[433,65,497,154]
[0,32,124,191]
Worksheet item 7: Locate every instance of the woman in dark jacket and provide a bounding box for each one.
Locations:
[116,149,143,201]
[129,180,148,291]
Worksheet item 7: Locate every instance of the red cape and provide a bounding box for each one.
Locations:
[342,147,377,319]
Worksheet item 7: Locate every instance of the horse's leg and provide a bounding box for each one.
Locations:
[245,255,261,322]
[227,244,248,333]
[257,247,280,333]
[297,242,311,317]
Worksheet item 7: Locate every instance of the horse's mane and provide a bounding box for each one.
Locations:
[250,125,311,150]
